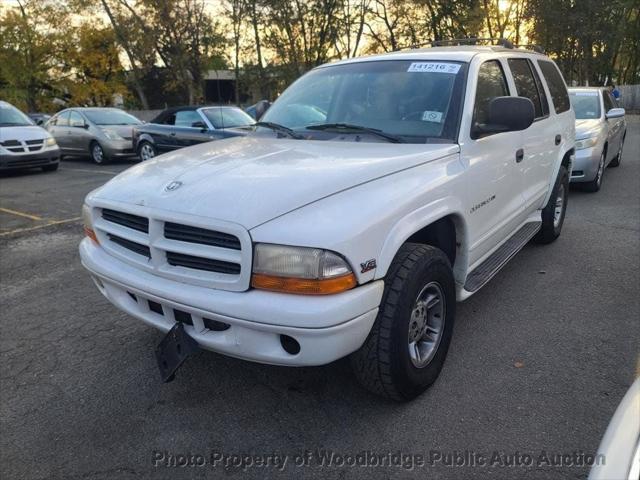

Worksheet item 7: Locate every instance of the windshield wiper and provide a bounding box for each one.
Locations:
[306,123,403,143]
[254,121,303,139]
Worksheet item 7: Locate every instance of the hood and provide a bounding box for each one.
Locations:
[575,119,602,140]
[90,136,458,229]
[0,125,51,142]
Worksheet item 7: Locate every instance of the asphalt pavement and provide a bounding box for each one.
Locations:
[1,120,638,480]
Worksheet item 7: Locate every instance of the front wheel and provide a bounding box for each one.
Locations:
[90,142,108,165]
[582,151,605,193]
[137,141,156,161]
[534,165,568,244]
[351,243,456,401]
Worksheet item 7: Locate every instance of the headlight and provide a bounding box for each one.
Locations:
[82,204,99,244]
[102,129,124,141]
[575,136,598,150]
[251,243,356,295]
[45,137,57,146]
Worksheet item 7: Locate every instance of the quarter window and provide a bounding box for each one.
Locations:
[472,60,510,138]
[508,58,545,119]
[537,60,570,113]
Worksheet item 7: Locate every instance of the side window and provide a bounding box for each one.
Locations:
[174,110,202,127]
[507,58,545,119]
[602,91,614,112]
[472,60,509,138]
[57,111,70,127]
[537,60,570,113]
[529,61,549,116]
[69,111,84,127]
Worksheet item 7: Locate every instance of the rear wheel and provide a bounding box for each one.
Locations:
[351,243,455,401]
[583,150,605,192]
[535,165,568,244]
[90,141,107,164]
[137,141,156,161]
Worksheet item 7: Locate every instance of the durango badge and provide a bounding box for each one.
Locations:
[165,181,183,192]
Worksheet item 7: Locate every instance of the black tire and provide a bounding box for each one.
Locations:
[41,163,59,172]
[89,141,108,164]
[582,150,605,193]
[137,140,156,161]
[608,135,625,168]
[351,243,456,401]
[534,165,568,244]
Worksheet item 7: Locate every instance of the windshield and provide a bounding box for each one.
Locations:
[261,60,466,143]
[0,103,34,127]
[201,107,255,129]
[569,91,601,119]
[83,109,141,125]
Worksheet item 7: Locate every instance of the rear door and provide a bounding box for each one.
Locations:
[461,58,528,266]
[505,57,556,211]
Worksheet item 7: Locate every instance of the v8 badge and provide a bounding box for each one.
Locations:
[360,259,377,273]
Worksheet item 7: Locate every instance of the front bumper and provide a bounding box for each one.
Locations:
[79,238,383,366]
[570,146,601,183]
[0,147,61,170]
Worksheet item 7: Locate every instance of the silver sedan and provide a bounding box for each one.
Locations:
[568,88,626,192]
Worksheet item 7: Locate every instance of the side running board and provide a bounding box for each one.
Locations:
[464,221,541,292]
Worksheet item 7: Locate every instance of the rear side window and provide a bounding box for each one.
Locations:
[472,60,510,137]
[507,58,546,119]
[537,60,570,113]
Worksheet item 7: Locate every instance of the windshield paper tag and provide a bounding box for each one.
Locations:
[422,111,443,122]
[407,62,461,74]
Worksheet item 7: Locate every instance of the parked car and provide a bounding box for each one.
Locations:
[80,43,575,400]
[0,101,60,172]
[47,108,142,164]
[27,112,51,126]
[133,106,254,161]
[588,378,639,480]
[568,87,626,192]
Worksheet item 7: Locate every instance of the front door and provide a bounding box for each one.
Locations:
[461,58,527,267]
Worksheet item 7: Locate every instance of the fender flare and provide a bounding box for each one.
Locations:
[541,144,574,207]
[375,196,469,284]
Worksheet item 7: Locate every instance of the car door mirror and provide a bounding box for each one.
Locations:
[477,96,535,135]
[605,107,625,119]
[191,121,207,130]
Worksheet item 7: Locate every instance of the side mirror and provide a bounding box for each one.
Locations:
[476,96,535,136]
[605,107,625,119]
[192,121,207,130]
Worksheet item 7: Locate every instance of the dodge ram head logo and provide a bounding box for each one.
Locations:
[165,181,183,192]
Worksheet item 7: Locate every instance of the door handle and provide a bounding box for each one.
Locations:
[515,148,524,163]
[555,134,561,145]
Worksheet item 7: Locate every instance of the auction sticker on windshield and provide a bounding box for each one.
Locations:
[407,62,461,74]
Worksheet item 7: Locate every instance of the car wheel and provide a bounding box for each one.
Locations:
[351,243,455,401]
[534,165,569,244]
[583,150,605,193]
[137,141,156,161]
[41,163,59,172]
[608,135,624,168]
[90,142,108,164]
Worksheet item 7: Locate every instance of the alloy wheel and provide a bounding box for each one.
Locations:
[407,281,446,368]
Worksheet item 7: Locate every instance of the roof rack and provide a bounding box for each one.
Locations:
[429,37,514,49]
[513,44,545,54]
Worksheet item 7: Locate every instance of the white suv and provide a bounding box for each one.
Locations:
[80,45,575,400]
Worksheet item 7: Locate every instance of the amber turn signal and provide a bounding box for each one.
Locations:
[251,272,357,295]
[84,226,99,244]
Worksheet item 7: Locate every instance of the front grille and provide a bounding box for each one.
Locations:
[1,140,20,147]
[94,207,249,291]
[165,222,241,250]
[166,251,241,275]
[102,209,148,233]
[107,233,150,258]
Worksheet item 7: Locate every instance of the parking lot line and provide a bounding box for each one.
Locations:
[0,216,81,237]
[0,207,42,221]
[61,167,120,175]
